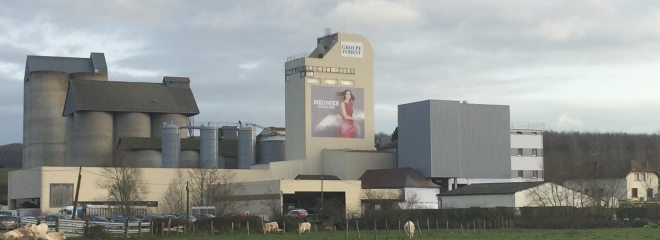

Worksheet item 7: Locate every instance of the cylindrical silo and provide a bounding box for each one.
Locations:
[180,150,200,168]
[237,126,255,169]
[162,123,181,168]
[151,114,189,138]
[256,136,286,164]
[200,126,218,168]
[133,150,162,168]
[23,71,69,168]
[71,111,113,166]
[114,112,151,143]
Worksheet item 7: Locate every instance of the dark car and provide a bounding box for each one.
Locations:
[87,215,110,222]
[111,215,124,222]
[141,214,163,222]
[195,214,216,220]
[286,209,309,220]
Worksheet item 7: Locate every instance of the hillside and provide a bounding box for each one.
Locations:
[0,143,21,168]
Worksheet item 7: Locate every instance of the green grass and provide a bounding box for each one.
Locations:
[0,168,18,184]
[70,228,660,240]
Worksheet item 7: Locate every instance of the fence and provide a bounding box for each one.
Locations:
[20,218,151,237]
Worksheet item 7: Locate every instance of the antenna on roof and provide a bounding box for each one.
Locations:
[325,28,331,36]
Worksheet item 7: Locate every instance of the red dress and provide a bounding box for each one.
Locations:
[339,102,357,138]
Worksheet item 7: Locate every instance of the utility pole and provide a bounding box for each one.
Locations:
[186,181,190,221]
[72,166,82,220]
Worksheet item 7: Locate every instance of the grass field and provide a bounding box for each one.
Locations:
[72,228,660,240]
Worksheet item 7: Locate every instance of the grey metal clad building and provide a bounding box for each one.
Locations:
[398,100,511,179]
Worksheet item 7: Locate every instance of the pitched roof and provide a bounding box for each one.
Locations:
[25,53,107,78]
[63,79,199,116]
[437,182,545,196]
[566,160,656,180]
[294,175,341,180]
[359,167,439,189]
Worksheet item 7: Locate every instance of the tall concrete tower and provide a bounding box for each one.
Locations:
[284,32,374,173]
[23,53,108,168]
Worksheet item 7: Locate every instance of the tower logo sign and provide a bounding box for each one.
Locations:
[341,41,363,58]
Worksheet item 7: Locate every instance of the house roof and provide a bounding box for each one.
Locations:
[294,175,341,180]
[25,53,107,78]
[566,160,656,180]
[63,79,199,116]
[359,167,439,189]
[437,182,545,196]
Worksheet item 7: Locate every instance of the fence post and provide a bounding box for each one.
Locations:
[160,222,164,236]
[210,221,214,235]
[231,222,234,234]
[247,220,250,235]
[138,221,142,236]
[427,218,430,233]
[124,219,129,238]
[374,219,377,240]
[416,219,422,238]
[55,217,60,233]
[356,218,361,240]
[398,221,401,240]
[345,220,349,240]
[385,220,388,240]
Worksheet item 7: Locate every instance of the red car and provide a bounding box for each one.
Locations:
[286,209,308,220]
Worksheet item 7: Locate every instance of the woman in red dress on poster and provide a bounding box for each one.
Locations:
[337,89,357,138]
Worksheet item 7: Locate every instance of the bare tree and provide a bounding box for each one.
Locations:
[188,168,245,215]
[160,169,187,214]
[260,187,282,218]
[98,150,149,216]
[525,182,595,207]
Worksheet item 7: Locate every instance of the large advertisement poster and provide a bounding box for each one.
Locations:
[311,85,365,138]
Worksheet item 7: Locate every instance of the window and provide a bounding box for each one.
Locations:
[632,188,638,198]
[532,170,538,178]
[340,80,354,86]
[517,148,523,156]
[642,173,647,181]
[516,131,523,135]
[532,132,538,135]
[324,79,337,85]
[50,184,73,208]
[306,78,320,84]
[306,71,314,77]
[517,170,523,178]
[635,173,641,181]
[532,149,538,157]
[648,188,654,199]
[317,66,323,71]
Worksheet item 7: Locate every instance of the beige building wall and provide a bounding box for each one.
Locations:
[8,167,274,214]
[322,150,396,180]
[284,33,375,176]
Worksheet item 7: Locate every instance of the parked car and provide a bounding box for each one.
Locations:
[0,215,18,230]
[45,214,76,222]
[111,215,124,222]
[141,214,163,222]
[195,214,216,220]
[87,215,110,222]
[114,216,140,223]
[286,209,309,220]
[177,215,197,222]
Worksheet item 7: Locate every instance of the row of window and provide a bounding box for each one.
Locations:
[631,188,654,199]
[512,148,541,157]
[285,65,356,76]
[306,78,354,86]
[511,131,541,135]
[513,170,541,178]
[634,172,647,181]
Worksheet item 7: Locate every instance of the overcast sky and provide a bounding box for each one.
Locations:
[2,0,660,145]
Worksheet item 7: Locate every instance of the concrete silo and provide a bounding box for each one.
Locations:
[23,53,107,168]
[237,126,256,169]
[180,150,200,168]
[70,111,114,166]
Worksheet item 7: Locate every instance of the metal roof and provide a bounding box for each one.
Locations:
[63,79,200,116]
[437,182,545,196]
[294,175,341,180]
[359,167,439,189]
[25,52,107,79]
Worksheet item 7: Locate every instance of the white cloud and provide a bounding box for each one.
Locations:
[557,114,583,128]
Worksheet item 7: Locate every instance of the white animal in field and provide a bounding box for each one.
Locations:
[404,220,415,239]
[1,227,35,240]
[263,221,279,234]
[298,222,311,234]
[35,231,66,240]
[28,223,49,237]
